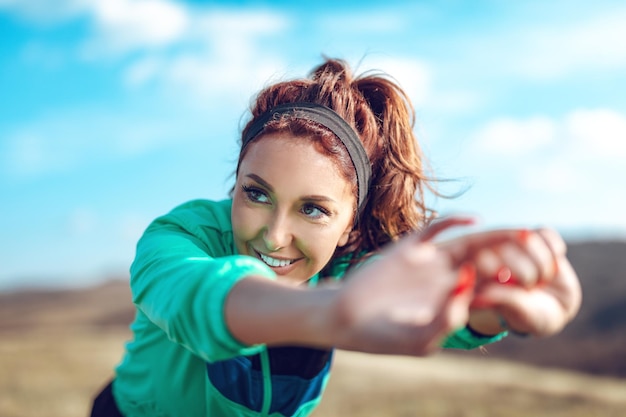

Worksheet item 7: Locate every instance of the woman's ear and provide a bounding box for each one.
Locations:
[337,224,352,247]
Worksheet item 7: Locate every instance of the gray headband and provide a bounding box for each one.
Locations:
[242,102,371,210]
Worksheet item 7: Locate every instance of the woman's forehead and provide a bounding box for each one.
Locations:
[241,134,338,177]
[242,133,329,166]
[239,134,356,202]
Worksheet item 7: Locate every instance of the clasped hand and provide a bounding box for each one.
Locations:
[332,217,582,356]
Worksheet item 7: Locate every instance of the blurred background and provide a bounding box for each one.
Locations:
[1,1,626,417]
[2,0,625,290]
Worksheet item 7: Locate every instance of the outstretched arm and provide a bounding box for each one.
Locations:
[225,221,582,355]
[225,219,476,356]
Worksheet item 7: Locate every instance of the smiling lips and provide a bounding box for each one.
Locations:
[258,252,295,267]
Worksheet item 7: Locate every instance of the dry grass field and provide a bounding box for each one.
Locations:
[3,237,626,417]
[1,278,626,417]
[1,325,626,417]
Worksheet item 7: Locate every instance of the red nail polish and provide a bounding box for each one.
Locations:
[496,267,512,283]
[518,229,531,243]
[453,263,476,296]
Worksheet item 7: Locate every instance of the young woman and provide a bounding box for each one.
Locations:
[91,58,581,417]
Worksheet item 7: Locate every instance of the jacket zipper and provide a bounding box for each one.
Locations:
[260,349,272,416]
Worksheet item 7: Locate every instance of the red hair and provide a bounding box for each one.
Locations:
[236,58,438,270]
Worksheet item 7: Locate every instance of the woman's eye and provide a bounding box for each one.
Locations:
[242,185,269,203]
[302,204,329,219]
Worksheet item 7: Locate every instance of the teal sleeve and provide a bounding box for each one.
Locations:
[442,326,507,350]
[129,218,276,362]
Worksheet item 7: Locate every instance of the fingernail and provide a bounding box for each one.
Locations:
[496,267,512,283]
[518,229,531,243]
[453,262,476,296]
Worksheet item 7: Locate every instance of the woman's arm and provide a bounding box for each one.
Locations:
[226,221,582,355]
[226,221,477,356]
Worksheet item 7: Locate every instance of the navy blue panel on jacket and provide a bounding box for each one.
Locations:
[206,346,333,415]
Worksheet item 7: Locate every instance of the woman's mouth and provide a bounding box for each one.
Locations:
[258,252,295,268]
[251,248,307,280]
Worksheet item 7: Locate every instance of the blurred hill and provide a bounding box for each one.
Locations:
[0,278,135,332]
[1,240,625,378]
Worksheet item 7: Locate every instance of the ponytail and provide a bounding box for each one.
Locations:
[239,58,440,269]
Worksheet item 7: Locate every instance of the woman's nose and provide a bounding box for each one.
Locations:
[263,211,292,251]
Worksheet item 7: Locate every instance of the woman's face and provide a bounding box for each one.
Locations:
[232,133,356,285]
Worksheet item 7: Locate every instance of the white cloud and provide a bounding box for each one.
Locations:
[518,159,591,193]
[565,109,626,158]
[517,9,626,79]
[470,108,626,194]
[474,108,626,160]
[472,116,556,156]
[5,0,190,82]
[81,0,189,57]
[162,54,280,101]
[2,0,190,54]
[427,90,486,115]
[120,9,290,100]
[53,4,294,101]
[441,4,626,81]
[2,6,294,181]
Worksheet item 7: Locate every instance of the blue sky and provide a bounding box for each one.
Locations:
[1,0,625,290]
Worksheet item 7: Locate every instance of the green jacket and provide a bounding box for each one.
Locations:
[112,199,504,417]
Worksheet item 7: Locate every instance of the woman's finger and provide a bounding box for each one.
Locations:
[472,255,581,337]
[471,244,538,287]
[418,216,476,242]
[497,242,541,287]
[441,228,532,267]
[445,228,563,285]
[471,283,563,336]
[473,247,501,281]
[536,227,567,257]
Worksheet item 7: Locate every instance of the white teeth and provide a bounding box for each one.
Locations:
[259,253,293,267]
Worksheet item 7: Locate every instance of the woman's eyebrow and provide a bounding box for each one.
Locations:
[246,174,274,191]
[301,195,336,204]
